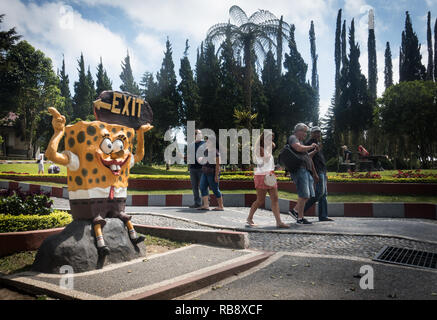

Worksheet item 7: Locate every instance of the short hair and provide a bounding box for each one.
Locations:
[294,123,309,133]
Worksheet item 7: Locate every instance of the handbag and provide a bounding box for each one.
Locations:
[264,173,277,187]
[278,144,305,172]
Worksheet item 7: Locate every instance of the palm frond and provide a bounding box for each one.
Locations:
[229,5,249,26]
[248,9,278,24]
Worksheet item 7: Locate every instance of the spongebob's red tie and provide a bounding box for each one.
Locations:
[109,186,114,200]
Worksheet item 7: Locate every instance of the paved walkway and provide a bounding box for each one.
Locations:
[37,197,437,300]
[52,197,437,244]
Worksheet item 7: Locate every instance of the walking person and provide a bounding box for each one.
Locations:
[197,137,224,211]
[37,151,45,174]
[303,127,333,222]
[288,123,319,225]
[246,131,289,229]
[188,129,205,208]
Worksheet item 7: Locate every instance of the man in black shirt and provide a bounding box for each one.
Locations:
[188,129,205,208]
[303,126,333,221]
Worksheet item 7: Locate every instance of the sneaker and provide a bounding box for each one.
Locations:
[319,217,334,222]
[131,235,146,245]
[296,218,312,225]
[288,209,298,220]
[97,246,110,257]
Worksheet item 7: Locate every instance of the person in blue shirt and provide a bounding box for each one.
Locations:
[188,129,205,208]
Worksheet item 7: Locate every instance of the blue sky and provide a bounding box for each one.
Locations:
[1,0,436,120]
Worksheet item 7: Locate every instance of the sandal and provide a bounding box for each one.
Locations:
[246,220,257,227]
[197,207,210,210]
[212,207,224,211]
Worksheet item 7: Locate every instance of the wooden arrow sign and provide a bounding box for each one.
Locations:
[93,90,153,130]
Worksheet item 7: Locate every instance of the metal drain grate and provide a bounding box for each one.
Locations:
[373,246,437,270]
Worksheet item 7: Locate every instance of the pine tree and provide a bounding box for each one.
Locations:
[262,49,281,135]
[336,19,372,145]
[399,11,426,81]
[218,31,244,129]
[426,12,434,81]
[96,57,112,97]
[73,53,92,120]
[426,11,434,81]
[334,9,342,104]
[58,55,73,120]
[178,40,201,125]
[309,20,319,125]
[434,18,437,81]
[155,38,182,130]
[196,41,220,132]
[368,9,377,100]
[384,42,393,90]
[86,66,96,107]
[120,51,140,95]
[341,20,348,68]
[281,25,315,127]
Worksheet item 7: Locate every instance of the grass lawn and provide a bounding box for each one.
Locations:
[0,163,68,175]
[0,251,36,275]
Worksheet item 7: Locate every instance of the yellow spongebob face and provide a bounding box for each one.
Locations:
[64,121,135,191]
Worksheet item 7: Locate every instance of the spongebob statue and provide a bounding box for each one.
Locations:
[46,91,153,258]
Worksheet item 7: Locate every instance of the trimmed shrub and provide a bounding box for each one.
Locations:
[0,210,72,232]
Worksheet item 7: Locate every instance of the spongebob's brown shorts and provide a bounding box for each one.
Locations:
[69,198,131,227]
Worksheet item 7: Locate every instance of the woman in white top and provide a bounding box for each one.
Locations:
[37,152,44,174]
[246,131,289,229]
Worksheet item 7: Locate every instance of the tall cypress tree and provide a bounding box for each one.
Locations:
[281,25,315,126]
[368,9,377,100]
[384,42,393,90]
[120,51,140,95]
[178,39,201,124]
[262,50,280,132]
[196,41,220,132]
[336,19,372,145]
[334,10,342,104]
[73,53,92,120]
[95,57,112,97]
[58,55,73,120]
[309,20,319,125]
[86,66,96,108]
[400,11,426,82]
[155,38,182,129]
[341,20,348,68]
[218,30,244,129]
[434,18,437,81]
[426,12,434,81]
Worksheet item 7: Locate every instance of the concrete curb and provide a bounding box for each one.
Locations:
[133,224,249,249]
[0,228,64,257]
[1,180,436,220]
[124,251,274,300]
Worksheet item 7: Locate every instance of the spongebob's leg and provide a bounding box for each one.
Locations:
[93,222,110,256]
[124,219,145,245]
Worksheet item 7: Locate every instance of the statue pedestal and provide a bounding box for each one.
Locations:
[32,218,145,274]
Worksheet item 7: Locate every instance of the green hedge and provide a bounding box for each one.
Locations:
[0,210,72,233]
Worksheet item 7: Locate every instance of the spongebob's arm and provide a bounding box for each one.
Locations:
[134,124,153,163]
[45,108,70,166]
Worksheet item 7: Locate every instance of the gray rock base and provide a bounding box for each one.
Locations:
[32,218,146,274]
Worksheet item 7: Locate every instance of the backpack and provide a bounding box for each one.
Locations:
[278,144,305,172]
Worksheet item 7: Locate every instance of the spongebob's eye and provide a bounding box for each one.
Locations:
[112,139,124,153]
[100,138,113,154]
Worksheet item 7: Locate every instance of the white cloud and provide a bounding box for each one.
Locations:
[0,0,145,94]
